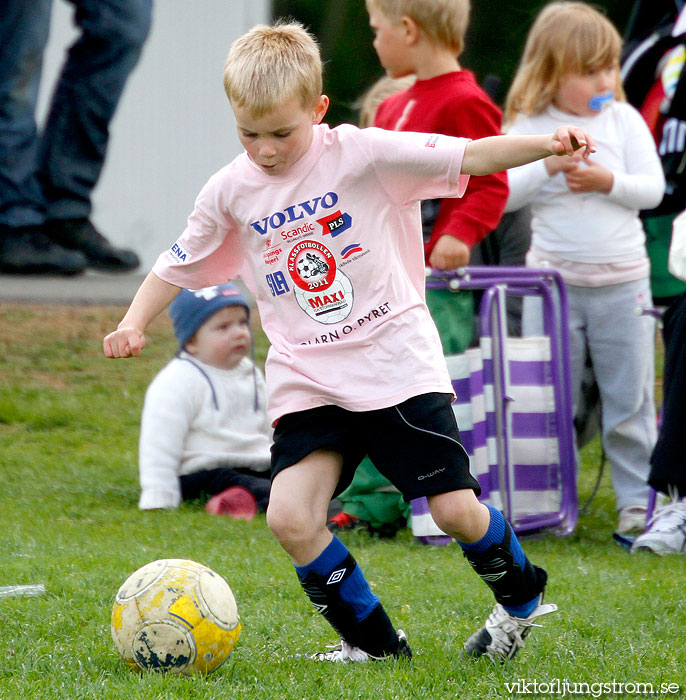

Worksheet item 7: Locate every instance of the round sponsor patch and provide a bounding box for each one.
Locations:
[287,240,336,292]
[287,239,354,324]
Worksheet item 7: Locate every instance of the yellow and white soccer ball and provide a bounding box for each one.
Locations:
[111,558,241,675]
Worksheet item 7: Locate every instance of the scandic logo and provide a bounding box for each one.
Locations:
[250,192,339,235]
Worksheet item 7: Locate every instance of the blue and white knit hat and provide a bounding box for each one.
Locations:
[169,283,250,349]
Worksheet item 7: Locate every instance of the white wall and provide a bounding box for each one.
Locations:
[39,0,270,268]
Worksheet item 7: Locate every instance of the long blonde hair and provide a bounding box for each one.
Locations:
[504,2,625,125]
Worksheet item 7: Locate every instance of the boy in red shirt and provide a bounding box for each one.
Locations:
[369,0,508,352]
[334,1,509,539]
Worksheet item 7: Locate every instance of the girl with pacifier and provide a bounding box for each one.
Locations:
[504,2,666,539]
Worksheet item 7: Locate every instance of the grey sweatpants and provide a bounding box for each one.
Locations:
[525,277,656,511]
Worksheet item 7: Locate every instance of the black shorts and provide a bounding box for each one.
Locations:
[271,392,480,501]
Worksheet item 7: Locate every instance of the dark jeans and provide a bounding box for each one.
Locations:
[180,467,271,512]
[0,0,152,227]
[649,292,686,498]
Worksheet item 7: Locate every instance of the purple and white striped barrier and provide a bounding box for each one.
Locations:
[411,267,578,538]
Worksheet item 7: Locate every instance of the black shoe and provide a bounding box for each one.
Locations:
[395,629,413,659]
[47,218,140,272]
[0,225,87,275]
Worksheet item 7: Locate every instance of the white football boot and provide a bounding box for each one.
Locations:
[309,629,411,662]
[463,596,558,661]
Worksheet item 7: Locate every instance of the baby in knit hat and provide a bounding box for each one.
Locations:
[138,282,271,518]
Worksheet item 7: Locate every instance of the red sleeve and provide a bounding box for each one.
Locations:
[372,76,509,256]
[373,92,406,130]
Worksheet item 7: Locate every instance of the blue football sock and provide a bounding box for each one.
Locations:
[458,504,539,617]
[295,535,379,622]
[501,597,541,618]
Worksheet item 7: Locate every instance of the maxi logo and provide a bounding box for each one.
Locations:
[250,192,339,235]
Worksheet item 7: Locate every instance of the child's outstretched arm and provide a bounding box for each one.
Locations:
[103,272,182,358]
[461,126,595,176]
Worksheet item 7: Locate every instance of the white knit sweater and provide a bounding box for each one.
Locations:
[138,353,272,509]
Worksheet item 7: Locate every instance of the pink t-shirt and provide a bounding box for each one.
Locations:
[153,123,470,423]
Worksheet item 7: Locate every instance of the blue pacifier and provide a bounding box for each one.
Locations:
[588,91,613,112]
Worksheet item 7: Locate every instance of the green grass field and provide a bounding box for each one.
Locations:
[0,304,683,700]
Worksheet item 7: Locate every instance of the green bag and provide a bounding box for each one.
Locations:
[336,457,409,535]
[644,213,686,301]
[425,287,474,354]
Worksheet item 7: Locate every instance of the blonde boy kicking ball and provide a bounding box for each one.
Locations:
[104,21,594,662]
